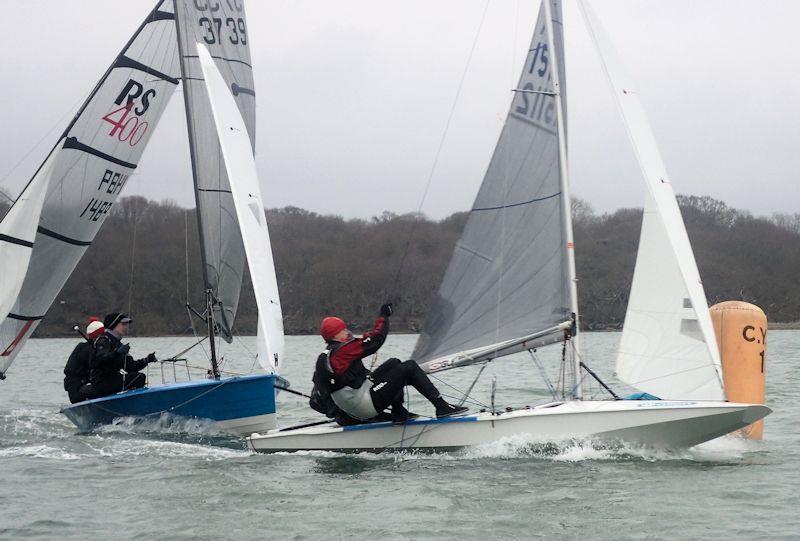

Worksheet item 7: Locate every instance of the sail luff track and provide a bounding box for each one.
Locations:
[542,0,581,398]
[172,0,212,299]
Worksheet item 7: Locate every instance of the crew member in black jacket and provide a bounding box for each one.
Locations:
[314,303,468,424]
[63,317,105,403]
[90,313,158,398]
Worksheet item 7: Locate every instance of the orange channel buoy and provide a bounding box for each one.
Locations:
[710,301,767,439]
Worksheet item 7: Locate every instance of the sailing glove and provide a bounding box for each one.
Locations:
[379,303,393,317]
[146,353,158,364]
[116,343,131,356]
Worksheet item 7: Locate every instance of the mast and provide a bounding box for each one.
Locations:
[205,289,221,379]
[173,0,219,376]
[543,0,583,399]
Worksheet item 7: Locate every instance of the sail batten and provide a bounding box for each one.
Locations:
[413,0,571,371]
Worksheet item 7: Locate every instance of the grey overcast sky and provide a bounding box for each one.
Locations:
[1,0,798,219]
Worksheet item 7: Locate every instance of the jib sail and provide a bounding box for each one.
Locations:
[0,0,181,377]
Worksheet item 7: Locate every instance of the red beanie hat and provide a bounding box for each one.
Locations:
[86,316,105,339]
[320,317,347,341]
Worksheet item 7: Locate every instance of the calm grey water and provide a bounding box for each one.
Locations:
[0,331,798,540]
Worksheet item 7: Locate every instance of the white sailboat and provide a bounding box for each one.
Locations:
[247,0,770,452]
[1,0,287,435]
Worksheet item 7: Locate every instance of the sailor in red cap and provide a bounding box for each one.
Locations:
[312,303,468,424]
[63,317,106,403]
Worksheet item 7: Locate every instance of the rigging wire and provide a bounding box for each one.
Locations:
[0,92,87,204]
[529,349,558,401]
[429,372,490,409]
[185,208,190,304]
[388,0,492,297]
[458,362,488,407]
[126,195,140,315]
[232,333,260,375]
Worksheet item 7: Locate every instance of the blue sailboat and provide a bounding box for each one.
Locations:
[1,0,288,436]
[61,374,286,436]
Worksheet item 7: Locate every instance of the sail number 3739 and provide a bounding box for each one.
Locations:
[198,17,247,45]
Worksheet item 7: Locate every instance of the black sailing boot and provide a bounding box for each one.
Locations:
[391,403,421,425]
[432,397,469,419]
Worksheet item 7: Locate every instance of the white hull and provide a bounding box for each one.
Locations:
[216,413,276,437]
[246,401,770,453]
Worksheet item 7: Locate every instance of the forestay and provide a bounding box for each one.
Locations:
[197,45,284,372]
[413,0,572,373]
[575,0,725,400]
[174,0,256,342]
[0,1,180,376]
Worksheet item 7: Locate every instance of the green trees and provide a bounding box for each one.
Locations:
[2,194,796,337]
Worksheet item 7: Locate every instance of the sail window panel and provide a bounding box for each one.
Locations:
[679,318,703,341]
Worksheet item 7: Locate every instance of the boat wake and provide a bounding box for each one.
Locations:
[461,433,766,463]
[0,444,83,461]
[0,408,73,439]
[0,407,250,461]
[268,432,766,465]
[94,414,244,448]
[90,438,251,460]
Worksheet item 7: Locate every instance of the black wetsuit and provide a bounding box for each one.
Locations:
[63,342,94,404]
[90,332,149,398]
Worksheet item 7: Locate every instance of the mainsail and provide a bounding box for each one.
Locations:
[575,0,725,400]
[0,1,180,376]
[197,44,285,372]
[413,0,573,373]
[173,0,256,342]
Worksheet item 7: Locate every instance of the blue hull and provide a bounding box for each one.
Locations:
[61,374,282,434]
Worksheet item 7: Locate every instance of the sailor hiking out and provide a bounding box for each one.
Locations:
[312,303,468,425]
[90,313,158,399]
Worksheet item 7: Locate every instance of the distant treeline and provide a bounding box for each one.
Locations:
[1,194,798,337]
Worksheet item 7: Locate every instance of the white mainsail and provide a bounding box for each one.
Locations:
[413,0,572,373]
[576,0,725,400]
[173,0,256,342]
[197,45,284,372]
[0,1,180,376]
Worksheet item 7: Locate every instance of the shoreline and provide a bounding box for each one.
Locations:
[31,322,800,340]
